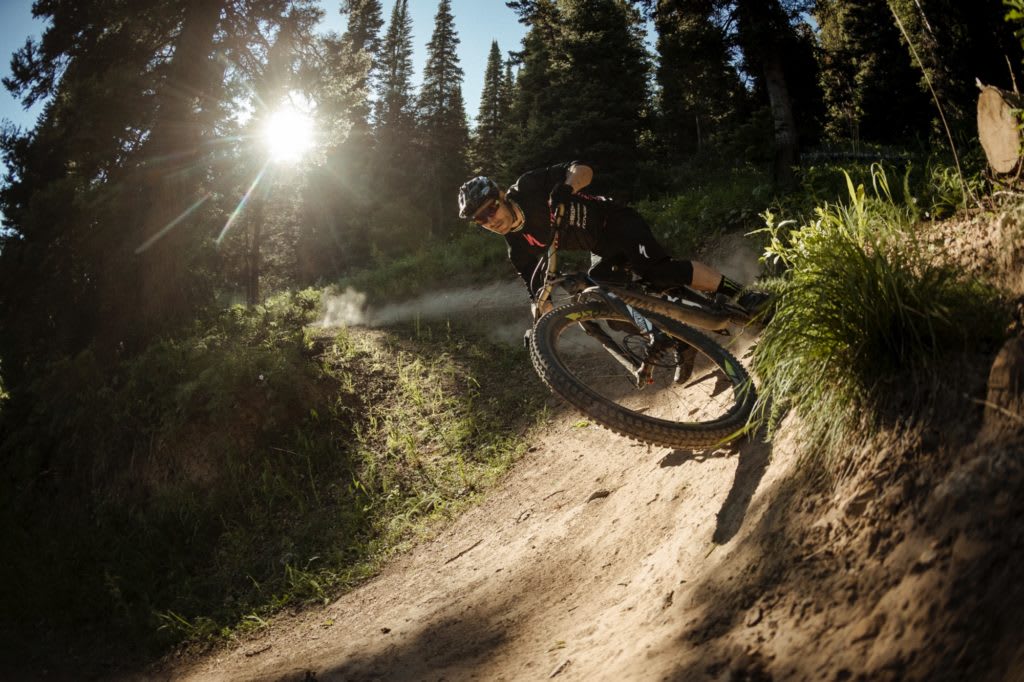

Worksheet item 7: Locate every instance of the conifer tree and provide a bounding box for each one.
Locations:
[374,0,417,199]
[417,0,470,235]
[375,0,416,154]
[815,0,930,144]
[0,0,322,374]
[555,0,650,194]
[654,0,745,161]
[472,41,506,176]
[339,0,384,135]
[503,2,561,175]
[887,0,1023,135]
[500,59,516,127]
[734,0,809,189]
[303,0,384,277]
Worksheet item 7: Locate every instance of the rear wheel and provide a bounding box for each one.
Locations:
[529,300,755,449]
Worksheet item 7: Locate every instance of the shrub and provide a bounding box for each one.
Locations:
[633,164,769,255]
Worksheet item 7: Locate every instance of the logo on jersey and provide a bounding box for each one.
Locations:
[569,202,588,229]
[524,233,546,247]
[639,244,649,259]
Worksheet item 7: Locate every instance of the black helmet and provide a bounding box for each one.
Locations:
[458,176,500,219]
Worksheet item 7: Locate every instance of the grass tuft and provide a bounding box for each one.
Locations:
[752,168,1008,477]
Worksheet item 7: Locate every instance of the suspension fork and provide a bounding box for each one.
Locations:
[577,287,670,388]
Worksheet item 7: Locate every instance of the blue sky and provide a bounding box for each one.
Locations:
[0,1,528,133]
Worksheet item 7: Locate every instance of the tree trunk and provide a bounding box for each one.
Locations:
[762,51,799,190]
[246,216,262,307]
[977,83,1024,175]
[734,0,800,191]
[134,0,224,339]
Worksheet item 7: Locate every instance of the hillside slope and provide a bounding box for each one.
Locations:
[170,222,1024,681]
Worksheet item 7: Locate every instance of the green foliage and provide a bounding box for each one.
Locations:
[887,0,1023,134]
[0,290,543,663]
[417,0,471,238]
[471,40,509,176]
[752,168,1008,474]
[1008,0,1024,46]
[504,0,650,195]
[338,228,510,302]
[654,0,746,161]
[633,164,770,255]
[815,0,932,144]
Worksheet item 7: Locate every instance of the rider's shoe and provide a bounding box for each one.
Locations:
[736,290,772,317]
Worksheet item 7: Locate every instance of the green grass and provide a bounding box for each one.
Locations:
[0,290,547,666]
[339,228,511,303]
[752,167,1008,476]
[634,163,771,256]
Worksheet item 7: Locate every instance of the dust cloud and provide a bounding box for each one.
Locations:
[318,281,531,346]
[318,287,368,327]
[705,233,765,286]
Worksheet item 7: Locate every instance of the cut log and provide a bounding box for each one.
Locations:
[977,84,1024,175]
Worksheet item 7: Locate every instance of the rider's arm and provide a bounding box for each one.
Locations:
[566,162,593,193]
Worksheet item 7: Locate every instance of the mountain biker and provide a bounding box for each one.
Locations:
[458,160,763,318]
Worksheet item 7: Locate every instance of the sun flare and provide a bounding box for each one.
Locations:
[262,105,314,163]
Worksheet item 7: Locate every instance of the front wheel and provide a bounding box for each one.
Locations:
[529,300,755,449]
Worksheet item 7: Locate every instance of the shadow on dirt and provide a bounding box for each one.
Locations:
[713,438,772,545]
[659,434,772,546]
[304,609,511,681]
[660,365,1024,682]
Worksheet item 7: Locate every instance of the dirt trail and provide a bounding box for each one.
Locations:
[165,219,1024,681]
[175,403,784,681]
[172,241,793,681]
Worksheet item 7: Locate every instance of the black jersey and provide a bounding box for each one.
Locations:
[504,161,672,296]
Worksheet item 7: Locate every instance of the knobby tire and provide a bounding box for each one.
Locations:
[530,300,755,449]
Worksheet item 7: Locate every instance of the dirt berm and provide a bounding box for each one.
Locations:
[170,225,1024,682]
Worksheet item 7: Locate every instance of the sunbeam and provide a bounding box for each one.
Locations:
[216,161,270,245]
[135,193,211,254]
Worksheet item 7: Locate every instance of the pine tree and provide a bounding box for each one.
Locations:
[339,0,384,134]
[815,0,930,145]
[503,2,561,175]
[734,0,810,189]
[0,0,323,374]
[555,0,650,194]
[499,58,516,128]
[654,0,746,161]
[375,0,416,154]
[374,0,417,200]
[887,0,1023,136]
[417,0,470,236]
[472,41,506,176]
[302,0,384,278]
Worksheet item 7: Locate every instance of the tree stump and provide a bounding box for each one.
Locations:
[977,84,1024,175]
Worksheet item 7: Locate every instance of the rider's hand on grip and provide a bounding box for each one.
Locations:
[548,182,573,212]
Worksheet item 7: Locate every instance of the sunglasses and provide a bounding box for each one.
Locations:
[472,199,500,224]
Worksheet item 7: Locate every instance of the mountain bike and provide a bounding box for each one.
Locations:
[525,227,760,450]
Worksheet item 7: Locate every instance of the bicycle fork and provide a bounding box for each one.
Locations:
[578,288,669,389]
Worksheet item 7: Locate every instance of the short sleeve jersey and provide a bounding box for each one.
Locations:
[504,161,622,295]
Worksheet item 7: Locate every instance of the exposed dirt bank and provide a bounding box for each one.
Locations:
[167,226,1024,681]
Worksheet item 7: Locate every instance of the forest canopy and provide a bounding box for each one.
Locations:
[0,0,1019,386]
